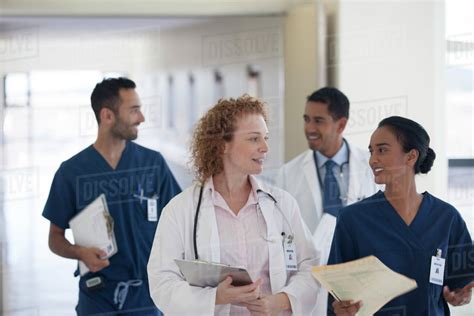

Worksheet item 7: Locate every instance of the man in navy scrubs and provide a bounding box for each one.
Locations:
[43,77,181,315]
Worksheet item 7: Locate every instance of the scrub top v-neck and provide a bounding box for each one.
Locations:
[328,191,473,315]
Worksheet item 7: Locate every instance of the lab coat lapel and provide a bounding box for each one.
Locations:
[258,193,287,293]
[347,142,363,204]
[304,150,335,256]
[312,213,337,264]
[194,186,221,262]
[303,151,323,220]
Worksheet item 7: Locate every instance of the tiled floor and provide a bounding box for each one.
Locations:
[0,112,472,315]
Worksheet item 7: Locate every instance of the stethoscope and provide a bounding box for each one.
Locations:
[313,138,351,203]
[193,185,294,260]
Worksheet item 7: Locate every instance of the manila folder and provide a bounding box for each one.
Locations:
[312,255,417,316]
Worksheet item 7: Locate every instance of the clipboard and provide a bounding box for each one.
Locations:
[69,194,117,276]
[174,259,253,287]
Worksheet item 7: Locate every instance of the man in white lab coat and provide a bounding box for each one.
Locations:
[276,87,378,315]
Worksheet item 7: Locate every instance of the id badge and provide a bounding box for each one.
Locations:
[147,198,158,222]
[429,254,445,286]
[283,236,297,271]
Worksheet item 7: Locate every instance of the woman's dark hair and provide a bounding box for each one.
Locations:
[378,116,436,174]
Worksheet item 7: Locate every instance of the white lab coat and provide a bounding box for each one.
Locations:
[275,141,379,315]
[147,176,320,316]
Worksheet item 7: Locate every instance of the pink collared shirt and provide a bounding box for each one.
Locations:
[209,177,271,315]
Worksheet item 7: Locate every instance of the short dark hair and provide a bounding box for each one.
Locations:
[90,77,136,123]
[378,116,436,174]
[307,87,349,120]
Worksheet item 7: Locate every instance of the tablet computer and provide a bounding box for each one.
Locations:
[174,259,253,287]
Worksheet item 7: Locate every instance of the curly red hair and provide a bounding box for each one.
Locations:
[190,95,268,183]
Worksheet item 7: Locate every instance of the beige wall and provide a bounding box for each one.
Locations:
[0,0,304,16]
[283,2,327,161]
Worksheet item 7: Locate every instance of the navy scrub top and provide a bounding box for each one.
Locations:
[328,191,473,316]
[43,141,181,282]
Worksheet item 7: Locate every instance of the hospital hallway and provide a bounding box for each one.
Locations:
[0,105,472,315]
[0,0,473,315]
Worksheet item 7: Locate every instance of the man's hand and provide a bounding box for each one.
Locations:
[77,247,110,272]
[48,223,109,272]
[443,281,474,306]
[332,299,363,316]
[242,292,291,316]
[215,277,262,305]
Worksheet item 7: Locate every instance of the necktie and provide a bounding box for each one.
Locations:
[323,160,342,217]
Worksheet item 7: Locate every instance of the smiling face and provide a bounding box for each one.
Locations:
[303,101,347,157]
[369,126,418,185]
[222,113,269,177]
[110,88,145,140]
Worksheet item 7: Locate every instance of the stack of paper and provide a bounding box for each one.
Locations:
[312,256,417,315]
[69,194,117,276]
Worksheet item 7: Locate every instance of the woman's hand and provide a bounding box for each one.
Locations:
[242,292,291,316]
[215,277,262,305]
[443,281,474,306]
[332,299,363,316]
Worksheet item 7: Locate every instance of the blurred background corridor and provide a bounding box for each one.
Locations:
[0,0,472,315]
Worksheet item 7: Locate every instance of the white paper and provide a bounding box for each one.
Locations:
[69,194,117,276]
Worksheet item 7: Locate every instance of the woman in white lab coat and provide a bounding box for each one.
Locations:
[147,96,319,315]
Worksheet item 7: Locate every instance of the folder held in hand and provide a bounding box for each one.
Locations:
[175,259,253,287]
[312,256,417,316]
[69,194,117,276]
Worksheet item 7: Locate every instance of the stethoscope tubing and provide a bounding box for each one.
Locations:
[193,186,204,260]
[192,185,292,260]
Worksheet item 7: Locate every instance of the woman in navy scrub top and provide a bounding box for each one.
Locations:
[328,116,473,315]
